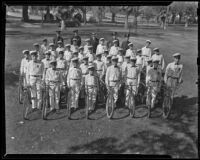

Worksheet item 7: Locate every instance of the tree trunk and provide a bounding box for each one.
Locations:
[185,16,189,28]
[22,6,29,22]
[41,10,44,26]
[83,8,86,25]
[46,6,51,22]
[179,13,182,23]
[124,14,128,29]
[133,15,138,33]
[111,13,115,22]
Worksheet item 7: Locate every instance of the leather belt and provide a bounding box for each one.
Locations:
[109,80,119,82]
[150,80,159,82]
[71,78,81,80]
[50,81,60,83]
[96,70,103,71]
[168,76,178,79]
[30,75,42,77]
[126,77,137,80]
[57,68,65,70]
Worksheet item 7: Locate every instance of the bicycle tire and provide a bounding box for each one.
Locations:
[42,90,48,120]
[18,84,23,104]
[86,93,89,119]
[106,94,114,119]
[67,89,71,119]
[146,93,151,118]
[23,90,31,120]
[162,96,172,119]
[129,94,136,118]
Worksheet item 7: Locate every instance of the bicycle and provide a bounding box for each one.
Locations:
[18,75,24,104]
[124,84,137,118]
[23,85,32,120]
[146,80,161,118]
[97,79,107,106]
[85,85,98,119]
[106,82,121,119]
[162,77,181,119]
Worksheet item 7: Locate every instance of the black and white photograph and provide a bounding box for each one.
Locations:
[4,2,198,158]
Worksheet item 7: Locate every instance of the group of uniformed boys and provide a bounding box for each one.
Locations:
[20,30,183,113]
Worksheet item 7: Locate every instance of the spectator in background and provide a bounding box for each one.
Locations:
[41,39,49,55]
[70,30,81,47]
[90,32,99,54]
[107,32,120,50]
[53,30,64,48]
[121,33,130,55]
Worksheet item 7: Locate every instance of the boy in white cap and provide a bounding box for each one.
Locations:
[45,60,65,112]
[101,50,109,64]
[42,51,51,80]
[20,50,30,87]
[142,40,152,67]
[67,57,82,109]
[85,63,99,111]
[41,39,49,55]
[56,41,65,55]
[164,53,183,96]
[146,58,162,109]
[78,46,84,63]
[86,46,95,62]
[49,43,55,52]
[64,44,73,62]
[117,48,124,67]
[109,40,119,56]
[96,38,107,55]
[124,56,140,106]
[56,50,68,84]
[151,48,165,71]
[105,55,112,71]
[136,49,144,73]
[71,38,79,53]
[80,56,89,99]
[26,51,44,110]
[94,52,105,81]
[121,55,131,81]
[33,43,43,61]
[84,39,91,55]
[125,43,136,57]
[105,56,122,104]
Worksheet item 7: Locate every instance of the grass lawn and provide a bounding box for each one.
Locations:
[4,19,198,157]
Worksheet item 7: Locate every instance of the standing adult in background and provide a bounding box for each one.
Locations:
[33,43,43,61]
[90,32,99,54]
[107,32,120,50]
[121,33,130,55]
[41,39,49,55]
[70,30,81,47]
[53,30,64,48]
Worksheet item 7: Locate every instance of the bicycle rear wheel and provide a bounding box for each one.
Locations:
[128,94,136,118]
[67,90,71,119]
[106,94,114,119]
[162,96,172,119]
[18,82,23,104]
[42,91,48,120]
[146,94,151,118]
[86,94,90,119]
[23,90,31,120]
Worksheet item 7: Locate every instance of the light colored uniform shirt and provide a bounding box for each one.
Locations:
[85,74,98,86]
[96,44,106,55]
[20,58,30,75]
[36,50,44,61]
[56,57,68,70]
[27,60,44,83]
[64,50,73,62]
[136,55,144,71]
[41,44,48,54]
[105,65,121,86]
[78,53,84,62]
[94,60,106,77]
[86,53,95,62]
[164,62,183,82]
[80,63,89,75]
[71,45,79,53]
[117,55,124,67]
[42,58,51,69]
[142,46,152,66]
[67,67,82,86]
[121,61,130,78]
[84,45,90,55]
[125,49,136,57]
[109,46,119,56]
[50,50,58,60]
[146,67,162,84]
[45,68,63,84]
[151,54,165,70]
[125,65,140,86]
[56,47,64,55]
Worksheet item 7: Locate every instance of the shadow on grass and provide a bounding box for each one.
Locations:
[5,72,19,87]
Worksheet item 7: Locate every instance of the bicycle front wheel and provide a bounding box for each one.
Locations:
[162,96,172,119]
[23,90,31,120]
[128,94,136,118]
[67,90,71,119]
[18,83,23,104]
[42,91,48,120]
[106,94,114,119]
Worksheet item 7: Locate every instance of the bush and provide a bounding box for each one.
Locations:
[88,16,97,23]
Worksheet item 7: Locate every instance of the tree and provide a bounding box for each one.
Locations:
[75,6,91,25]
[131,6,141,32]
[91,6,105,24]
[142,6,155,24]
[108,6,120,23]
[120,6,133,29]
[22,6,29,22]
